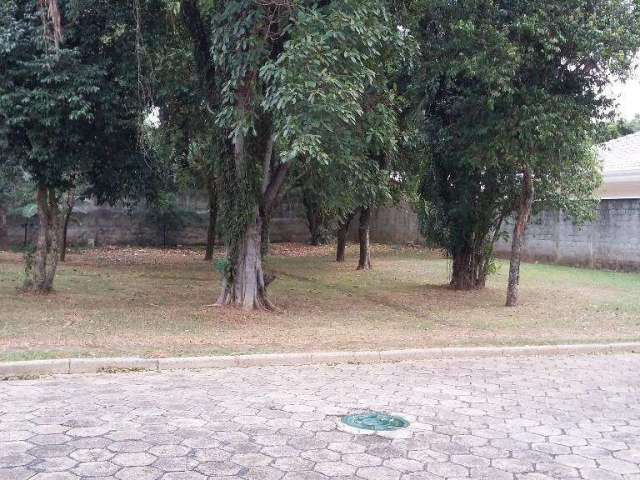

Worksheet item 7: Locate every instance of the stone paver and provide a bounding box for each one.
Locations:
[1,354,640,479]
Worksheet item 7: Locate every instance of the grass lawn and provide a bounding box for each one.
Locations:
[1,243,639,361]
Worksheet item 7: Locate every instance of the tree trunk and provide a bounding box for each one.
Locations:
[303,190,324,246]
[216,107,275,310]
[33,185,49,291]
[260,213,271,257]
[60,206,72,262]
[204,178,218,261]
[44,191,61,290]
[336,212,354,262]
[357,207,372,270]
[31,185,61,293]
[216,211,272,310]
[506,168,534,307]
[60,189,76,262]
[215,67,290,309]
[450,249,481,290]
[0,204,7,249]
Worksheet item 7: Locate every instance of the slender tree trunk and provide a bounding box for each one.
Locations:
[44,191,61,290]
[60,189,76,262]
[204,178,218,261]
[0,204,7,249]
[506,168,534,307]
[260,213,271,257]
[336,212,354,262]
[31,185,61,292]
[303,191,324,246]
[33,185,49,291]
[357,207,372,270]
[60,206,72,262]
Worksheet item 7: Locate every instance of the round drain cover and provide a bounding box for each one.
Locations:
[341,412,409,431]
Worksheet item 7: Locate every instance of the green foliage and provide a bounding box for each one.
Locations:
[143,4,224,199]
[144,192,189,247]
[187,0,408,283]
[287,1,418,228]
[596,114,640,143]
[0,165,35,215]
[214,257,230,275]
[16,203,38,219]
[414,0,640,280]
[0,0,154,203]
[260,0,404,164]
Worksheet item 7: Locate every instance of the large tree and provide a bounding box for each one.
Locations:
[179,0,398,309]
[414,0,640,296]
[0,0,153,292]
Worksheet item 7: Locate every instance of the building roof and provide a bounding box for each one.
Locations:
[597,132,640,199]
[598,131,640,173]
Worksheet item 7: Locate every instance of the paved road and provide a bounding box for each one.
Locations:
[1,354,640,480]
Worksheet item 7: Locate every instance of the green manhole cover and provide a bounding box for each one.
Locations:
[341,412,409,431]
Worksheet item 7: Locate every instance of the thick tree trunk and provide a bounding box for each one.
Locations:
[216,109,279,310]
[204,179,218,261]
[336,212,354,262]
[216,212,272,310]
[506,168,534,307]
[451,250,481,290]
[449,240,492,290]
[357,207,372,270]
[31,185,61,293]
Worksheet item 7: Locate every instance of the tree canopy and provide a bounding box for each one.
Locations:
[1,0,639,312]
[0,0,155,291]
[413,0,640,298]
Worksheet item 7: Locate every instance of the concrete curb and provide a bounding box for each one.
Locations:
[1,342,639,379]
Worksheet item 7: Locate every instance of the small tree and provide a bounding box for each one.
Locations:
[144,193,187,248]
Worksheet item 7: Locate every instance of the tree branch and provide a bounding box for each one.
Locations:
[262,162,290,215]
[180,0,217,110]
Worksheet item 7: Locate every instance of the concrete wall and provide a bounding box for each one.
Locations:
[495,198,640,271]
[1,198,420,249]
[345,204,422,244]
[3,195,637,272]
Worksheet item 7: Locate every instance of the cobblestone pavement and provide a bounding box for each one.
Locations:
[1,354,640,480]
